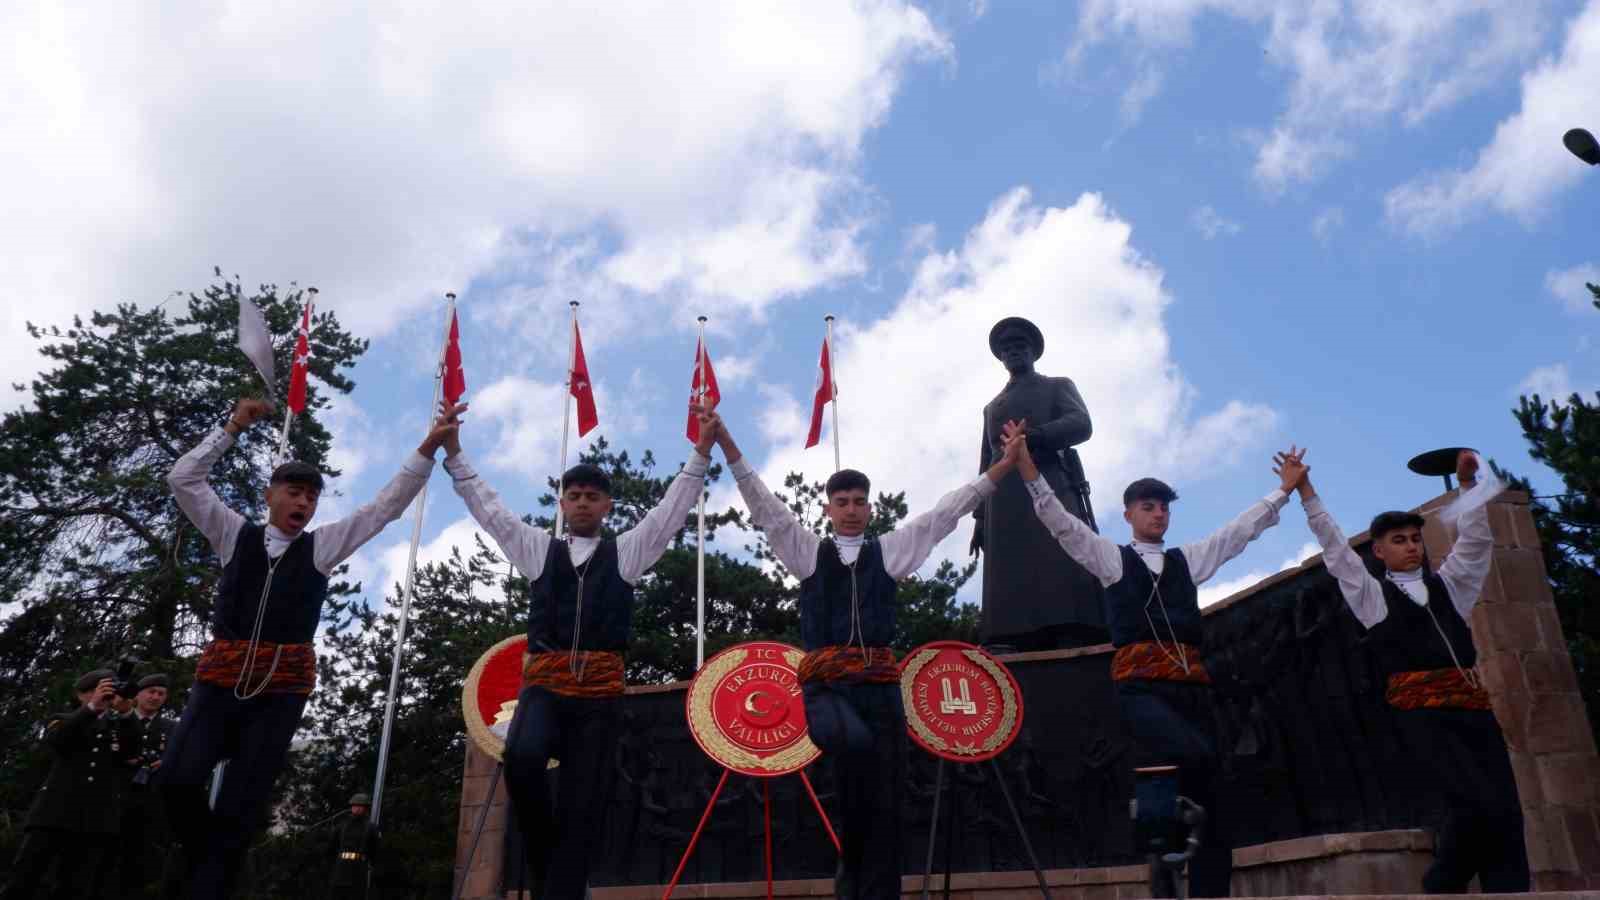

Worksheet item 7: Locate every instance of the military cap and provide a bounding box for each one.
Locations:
[75,669,114,692]
[137,673,170,690]
[987,317,1045,361]
[349,793,372,807]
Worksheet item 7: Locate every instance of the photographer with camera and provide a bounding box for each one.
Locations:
[2,668,140,900]
[115,674,174,900]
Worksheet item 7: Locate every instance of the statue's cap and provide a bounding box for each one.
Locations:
[988,317,1044,360]
[270,460,325,490]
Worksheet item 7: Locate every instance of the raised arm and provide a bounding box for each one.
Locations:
[970,413,993,556]
[1437,453,1495,620]
[1004,423,1123,585]
[444,452,552,580]
[716,417,822,580]
[166,399,269,563]
[880,475,998,579]
[1179,451,1298,584]
[1288,458,1386,629]
[615,450,710,584]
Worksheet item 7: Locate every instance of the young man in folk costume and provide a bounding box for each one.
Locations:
[442,404,718,899]
[711,416,1024,900]
[1287,449,1528,892]
[1009,425,1302,897]
[161,396,460,900]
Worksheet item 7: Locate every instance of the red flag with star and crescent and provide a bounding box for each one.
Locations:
[570,320,598,437]
[685,335,720,443]
[804,332,835,449]
[442,307,467,406]
[285,296,314,414]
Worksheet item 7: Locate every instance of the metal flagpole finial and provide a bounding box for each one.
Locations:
[306,287,318,296]
[825,314,835,323]
[570,300,580,309]
[697,315,708,324]
[446,292,457,301]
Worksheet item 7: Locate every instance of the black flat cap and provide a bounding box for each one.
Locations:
[137,674,170,690]
[75,669,114,692]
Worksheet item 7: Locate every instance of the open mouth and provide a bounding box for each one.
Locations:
[287,512,308,528]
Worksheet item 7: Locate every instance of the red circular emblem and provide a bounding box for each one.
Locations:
[685,641,820,777]
[462,634,530,762]
[900,641,1024,762]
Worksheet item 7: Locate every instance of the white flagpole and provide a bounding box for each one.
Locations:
[370,292,454,830]
[553,301,579,538]
[695,316,708,670]
[275,288,316,463]
[825,315,840,473]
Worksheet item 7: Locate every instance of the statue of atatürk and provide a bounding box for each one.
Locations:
[970,317,1107,650]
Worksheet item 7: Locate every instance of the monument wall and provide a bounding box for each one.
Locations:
[455,490,1600,896]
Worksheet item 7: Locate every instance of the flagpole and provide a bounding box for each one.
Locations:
[554,301,579,538]
[276,288,316,463]
[825,315,840,473]
[370,292,454,831]
[695,315,708,670]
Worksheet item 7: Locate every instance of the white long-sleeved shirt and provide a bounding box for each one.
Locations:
[167,427,434,573]
[729,456,996,580]
[1300,493,1493,630]
[1026,477,1288,587]
[443,450,708,584]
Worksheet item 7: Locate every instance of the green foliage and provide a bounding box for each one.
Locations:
[1502,277,1600,743]
[0,270,365,839]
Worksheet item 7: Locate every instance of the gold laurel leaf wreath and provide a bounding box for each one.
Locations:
[462,634,526,763]
[899,647,1022,757]
[687,647,820,774]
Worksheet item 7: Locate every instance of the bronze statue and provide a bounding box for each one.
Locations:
[970,317,1107,649]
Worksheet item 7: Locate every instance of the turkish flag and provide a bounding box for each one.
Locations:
[285,296,314,414]
[442,308,467,406]
[685,335,720,443]
[804,333,835,448]
[570,320,598,437]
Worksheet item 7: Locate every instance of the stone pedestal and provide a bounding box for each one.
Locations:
[453,743,510,900]
[1418,490,1600,890]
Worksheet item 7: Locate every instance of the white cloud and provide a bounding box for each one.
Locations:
[1190,205,1242,240]
[1311,207,1345,244]
[1546,264,1600,315]
[750,187,1279,575]
[1517,363,1576,402]
[358,516,499,611]
[1065,0,1554,189]
[1385,0,1600,235]
[0,1,948,396]
[1197,541,1321,607]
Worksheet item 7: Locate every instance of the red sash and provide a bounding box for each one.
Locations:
[1386,668,1491,711]
[796,645,899,685]
[521,650,625,698]
[1111,641,1211,684]
[195,639,317,696]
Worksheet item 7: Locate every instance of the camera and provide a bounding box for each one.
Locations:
[112,654,143,700]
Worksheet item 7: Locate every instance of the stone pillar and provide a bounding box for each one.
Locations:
[454,743,510,900]
[1421,489,1600,889]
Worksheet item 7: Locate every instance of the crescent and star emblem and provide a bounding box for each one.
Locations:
[743,689,773,717]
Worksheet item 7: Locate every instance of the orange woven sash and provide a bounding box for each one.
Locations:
[1386,668,1491,711]
[1111,641,1211,684]
[195,639,317,696]
[796,645,899,685]
[521,650,625,698]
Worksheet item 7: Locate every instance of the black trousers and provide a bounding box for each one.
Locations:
[802,681,904,900]
[1393,706,1529,893]
[2,828,114,900]
[157,684,309,900]
[1116,679,1231,898]
[501,686,622,900]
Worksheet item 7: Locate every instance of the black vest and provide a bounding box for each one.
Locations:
[797,538,898,650]
[528,538,633,652]
[214,523,330,644]
[1104,545,1202,648]
[1365,571,1477,676]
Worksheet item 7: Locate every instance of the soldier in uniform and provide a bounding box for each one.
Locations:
[117,674,174,900]
[970,317,1107,650]
[327,793,378,900]
[2,668,137,900]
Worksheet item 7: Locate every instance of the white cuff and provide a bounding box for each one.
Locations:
[730,456,757,480]
[1301,493,1326,515]
[973,476,998,499]
[682,451,711,478]
[1022,476,1053,503]
[443,452,478,482]
[1265,489,1289,510]
[402,452,436,477]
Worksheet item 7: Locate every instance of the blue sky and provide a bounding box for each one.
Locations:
[5,0,1598,611]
